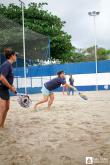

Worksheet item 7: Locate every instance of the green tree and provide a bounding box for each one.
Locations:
[0,3,109,63]
[0,3,74,63]
[83,46,109,61]
[97,47,110,60]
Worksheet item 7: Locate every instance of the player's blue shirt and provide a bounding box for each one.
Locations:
[44,77,66,91]
[0,60,14,88]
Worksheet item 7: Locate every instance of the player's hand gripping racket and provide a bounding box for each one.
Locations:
[72,86,88,100]
[15,92,32,108]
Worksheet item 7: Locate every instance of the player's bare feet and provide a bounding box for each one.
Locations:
[45,108,51,112]
[0,125,4,129]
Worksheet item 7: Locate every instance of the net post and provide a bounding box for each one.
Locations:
[48,37,51,61]
[19,0,27,94]
[48,37,52,80]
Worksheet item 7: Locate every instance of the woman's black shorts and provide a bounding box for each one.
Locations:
[0,86,10,100]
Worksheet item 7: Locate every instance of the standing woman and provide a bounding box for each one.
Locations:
[0,49,16,128]
[68,75,74,95]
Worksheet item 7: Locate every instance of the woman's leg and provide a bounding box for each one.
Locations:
[0,98,7,128]
[34,96,49,110]
[72,88,74,95]
[47,93,54,111]
[1,100,10,128]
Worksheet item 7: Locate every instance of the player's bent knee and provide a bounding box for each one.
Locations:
[44,98,48,102]
[52,95,54,100]
[52,97,54,101]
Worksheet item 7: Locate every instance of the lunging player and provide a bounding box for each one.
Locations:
[34,70,74,111]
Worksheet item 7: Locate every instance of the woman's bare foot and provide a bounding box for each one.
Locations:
[0,125,4,129]
[45,108,51,112]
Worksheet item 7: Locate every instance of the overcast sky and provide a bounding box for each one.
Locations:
[2,0,110,49]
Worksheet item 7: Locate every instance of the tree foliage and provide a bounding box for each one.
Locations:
[0,3,74,62]
[83,46,110,61]
[0,3,109,63]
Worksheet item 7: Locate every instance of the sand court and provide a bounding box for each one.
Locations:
[0,91,110,165]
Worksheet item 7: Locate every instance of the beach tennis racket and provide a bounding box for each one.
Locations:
[78,92,88,100]
[72,86,88,100]
[15,92,32,108]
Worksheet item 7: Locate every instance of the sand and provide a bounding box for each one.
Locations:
[0,91,110,165]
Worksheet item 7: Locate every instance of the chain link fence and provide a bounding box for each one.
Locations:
[0,0,50,66]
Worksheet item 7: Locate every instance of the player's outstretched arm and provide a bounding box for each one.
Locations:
[63,83,76,91]
[62,86,67,95]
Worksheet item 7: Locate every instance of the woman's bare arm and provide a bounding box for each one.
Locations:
[0,75,16,93]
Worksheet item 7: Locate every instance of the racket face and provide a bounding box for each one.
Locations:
[80,93,88,100]
[17,94,32,108]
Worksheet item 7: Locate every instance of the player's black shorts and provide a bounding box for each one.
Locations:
[0,86,10,100]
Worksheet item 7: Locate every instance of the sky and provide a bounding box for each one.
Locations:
[2,0,110,49]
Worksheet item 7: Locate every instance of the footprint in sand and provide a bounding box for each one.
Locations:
[65,122,72,126]
[44,145,55,153]
[39,157,52,165]
[11,155,32,165]
[60,155,72,165]
[30,117,40,120]
[30,120,41,124]
[80,121,91,125]
[54,126,60,129]
[29,117,42,125]
[103,124,110,130]
[92,114,101,118]
[48,138,58,142]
